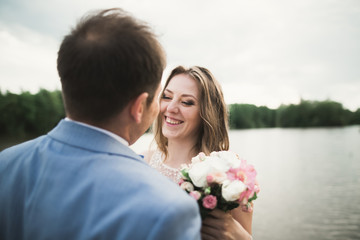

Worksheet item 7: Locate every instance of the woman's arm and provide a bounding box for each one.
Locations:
[201,208,253,240]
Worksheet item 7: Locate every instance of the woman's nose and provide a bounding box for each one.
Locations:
[166,100,179,113]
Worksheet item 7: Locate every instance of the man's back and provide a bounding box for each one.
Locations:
[0,120,201,239]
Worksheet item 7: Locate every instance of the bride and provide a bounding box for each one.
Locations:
[144,66,253,240]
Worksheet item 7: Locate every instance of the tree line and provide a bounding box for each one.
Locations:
[1,89,359,139]
[0,89,65,139]
[229,101,360,129]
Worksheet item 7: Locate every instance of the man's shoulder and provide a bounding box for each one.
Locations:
[96,157,195,207]
[0,135,46,160]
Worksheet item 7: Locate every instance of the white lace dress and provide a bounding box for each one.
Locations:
[148,150,182,184]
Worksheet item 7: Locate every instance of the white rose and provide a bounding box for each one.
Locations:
[207,156,230,173]
[189,154,232,187]
[180,182,194,192]
[188,160,212,188]
[221,180,247,201]
[213,151,241,169]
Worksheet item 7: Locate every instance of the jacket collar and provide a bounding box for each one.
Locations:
[48,119,144,163]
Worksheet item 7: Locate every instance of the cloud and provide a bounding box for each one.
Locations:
[0,23,60,93]
[0,0,359,110]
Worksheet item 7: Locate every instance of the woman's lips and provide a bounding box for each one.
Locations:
[165,116,183,125]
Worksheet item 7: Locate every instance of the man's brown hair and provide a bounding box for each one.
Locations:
[57,8,166,123]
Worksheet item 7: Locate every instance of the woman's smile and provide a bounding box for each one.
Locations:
[165,116,184,125]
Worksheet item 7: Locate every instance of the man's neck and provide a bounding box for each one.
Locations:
[65,117,129,146]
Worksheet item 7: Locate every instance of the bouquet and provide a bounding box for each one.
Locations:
[179,151,259,219]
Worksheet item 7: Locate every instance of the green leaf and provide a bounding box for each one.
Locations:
[248,192,258,202]
[180,169,191,181]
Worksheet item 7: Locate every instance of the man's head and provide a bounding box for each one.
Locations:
[57,8,166,125]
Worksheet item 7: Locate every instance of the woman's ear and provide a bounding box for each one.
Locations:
[130,92,149,123]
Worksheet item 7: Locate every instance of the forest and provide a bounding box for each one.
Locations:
[0,89,359,139]
[229,101,360,129]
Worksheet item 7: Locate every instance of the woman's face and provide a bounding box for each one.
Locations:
[160,73,202,141]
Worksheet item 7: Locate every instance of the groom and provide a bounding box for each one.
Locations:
[0,8,201,240]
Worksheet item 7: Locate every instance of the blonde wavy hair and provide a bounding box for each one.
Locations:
[154,66,229,158]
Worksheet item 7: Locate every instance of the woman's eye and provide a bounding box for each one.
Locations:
[162,94,171,100]
[182,101,195,106]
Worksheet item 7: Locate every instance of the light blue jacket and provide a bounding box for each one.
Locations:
[0,120,201,240]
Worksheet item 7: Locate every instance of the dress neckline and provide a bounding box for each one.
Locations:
[148,149,182,183]
[158,153,180,171]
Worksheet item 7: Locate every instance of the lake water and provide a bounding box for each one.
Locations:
[131,126,360,240]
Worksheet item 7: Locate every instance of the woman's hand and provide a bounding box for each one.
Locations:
[201,209,252,240]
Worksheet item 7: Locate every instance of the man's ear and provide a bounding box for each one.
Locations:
[130,92,149,124]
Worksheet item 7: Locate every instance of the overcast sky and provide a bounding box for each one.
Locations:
[0,0,359,110]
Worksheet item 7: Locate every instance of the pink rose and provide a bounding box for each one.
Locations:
[202,195,217,209]
[206,175,214,183]
[178,178,185,186]
[189,191,202,200]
